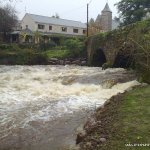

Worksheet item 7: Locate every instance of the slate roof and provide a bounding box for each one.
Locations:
[102,3,112,12]
[26,13,86,29]
[95,14,101,23]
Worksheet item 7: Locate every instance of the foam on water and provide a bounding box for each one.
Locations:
[0,65,140,139]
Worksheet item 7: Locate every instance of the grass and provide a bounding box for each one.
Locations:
[80,85,150,150]
[44,48,85,59]
[107,86,150,150]
[44,49,70,59]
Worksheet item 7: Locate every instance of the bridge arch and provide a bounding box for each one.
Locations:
[113,52,134,68]
[91,48,106,67]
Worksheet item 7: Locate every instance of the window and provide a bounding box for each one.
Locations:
[73,29,78,33]
[38,24,45,30]
[61,27,67,32]
[49,25,52,30]
[83,30,86,34]
[26,25,28,29]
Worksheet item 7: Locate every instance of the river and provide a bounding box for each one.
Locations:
[0,65,140,150]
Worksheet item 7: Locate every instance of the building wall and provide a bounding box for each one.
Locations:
[21,14,36,31]
[35,23,86,36]
[21,14,86,36]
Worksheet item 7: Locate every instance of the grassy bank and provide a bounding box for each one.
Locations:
[0,37,86,65]
[79,85,150,150]
[0,49,48,65]
[44,49,70,59]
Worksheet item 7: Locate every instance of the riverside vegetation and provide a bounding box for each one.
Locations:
[0,37,86,65]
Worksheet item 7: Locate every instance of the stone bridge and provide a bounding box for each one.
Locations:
[86,32,129,68]
[86,19,150,83]
[86,19,150,69]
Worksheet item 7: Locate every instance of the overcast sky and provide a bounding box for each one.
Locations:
[8,0,120,22]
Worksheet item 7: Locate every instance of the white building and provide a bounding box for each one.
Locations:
[21,13,87,36]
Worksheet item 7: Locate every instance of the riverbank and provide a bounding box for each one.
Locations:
[77,85,150,150]
[0,37,86,65]
[0,49,87,65]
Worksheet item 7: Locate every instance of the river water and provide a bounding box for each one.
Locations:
[0,65,140,150]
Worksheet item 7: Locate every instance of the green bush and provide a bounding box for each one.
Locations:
[18,43,34,49]
[0,48,48,65]
[38,40,57,50]
[18,40,57,51]
[64,38,86,58]
[64,38,83,50]
[0,36,86,64]
[31,53,48,64]
[0,44,12,50]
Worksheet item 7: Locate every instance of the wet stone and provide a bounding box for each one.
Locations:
[100,138,107,142]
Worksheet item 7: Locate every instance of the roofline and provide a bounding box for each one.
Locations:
[21,14,27,24]
[26,13,85,24]
[102,2,112,12]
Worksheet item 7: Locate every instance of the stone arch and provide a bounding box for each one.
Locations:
[113,52,134,68]
[91,48,106,67]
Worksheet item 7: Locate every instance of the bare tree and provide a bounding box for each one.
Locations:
[0,0,18,2]
[0,4,18,42]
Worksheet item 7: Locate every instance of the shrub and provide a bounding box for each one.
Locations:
[38,40,57,51]
[64,38,86,58]
[64,38,84,51]
[0,44,12,50]
[18,43,34,49]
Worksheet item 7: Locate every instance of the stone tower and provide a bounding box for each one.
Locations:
[96,3,112,31]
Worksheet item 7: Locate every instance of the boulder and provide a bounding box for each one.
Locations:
[49,58,58,61]
[72,60,80,65]
[100,138,107,142]
[81,61,87,66]
[101,79,117,89]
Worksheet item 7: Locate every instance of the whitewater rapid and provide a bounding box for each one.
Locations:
[0,65,139,149]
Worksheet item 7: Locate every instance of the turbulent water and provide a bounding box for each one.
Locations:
[0,65,140,150]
